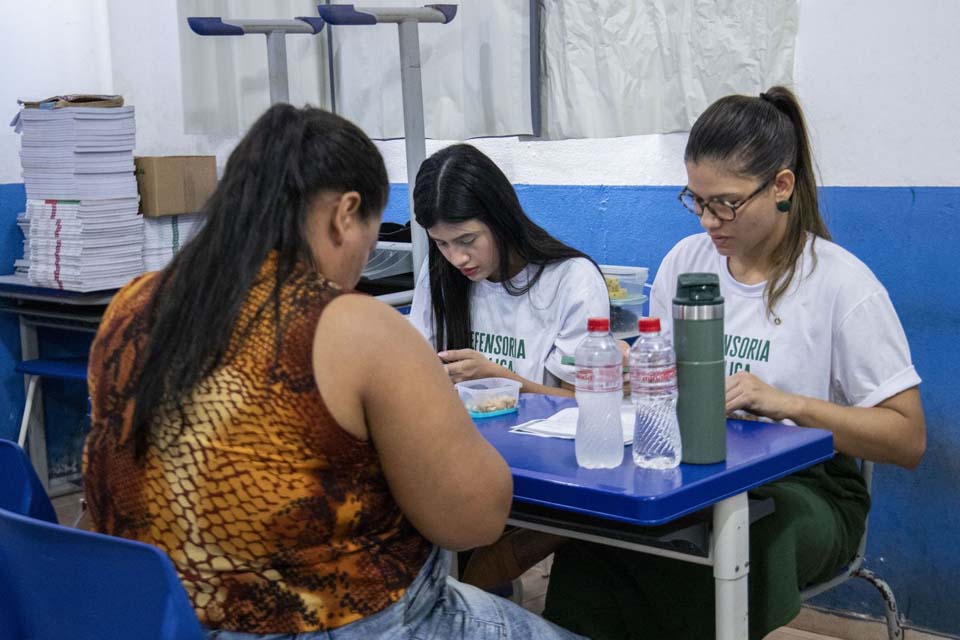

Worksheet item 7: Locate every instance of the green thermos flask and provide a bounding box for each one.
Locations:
[673,273,726,464]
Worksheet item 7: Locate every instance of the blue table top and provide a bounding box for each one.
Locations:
[475,394,834,526]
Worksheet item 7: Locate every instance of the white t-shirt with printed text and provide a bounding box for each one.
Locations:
[649,233,920,410]
[410,257,609,386]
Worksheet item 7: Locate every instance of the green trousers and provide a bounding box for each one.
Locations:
[542,455,869,640]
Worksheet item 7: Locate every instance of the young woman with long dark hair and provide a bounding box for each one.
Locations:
[409,143,614,589]
[543,86,926,639]
[82,105,582,640]
[410,143,609,396]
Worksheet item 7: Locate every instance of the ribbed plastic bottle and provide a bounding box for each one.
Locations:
[575,317,624,469]
[629,317,682,469]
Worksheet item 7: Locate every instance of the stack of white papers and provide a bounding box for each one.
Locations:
[25,199,143,291]
[143,214,205,271]
[16,105,143,291]
[19,106,137,200]
[510,401,636,444]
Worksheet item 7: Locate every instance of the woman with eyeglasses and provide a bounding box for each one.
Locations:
[542,86,926,640]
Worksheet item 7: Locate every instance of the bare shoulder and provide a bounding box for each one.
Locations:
[315,293,429,361]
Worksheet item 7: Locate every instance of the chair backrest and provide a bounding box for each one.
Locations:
[0,506,204,640]
[0,438,57,523]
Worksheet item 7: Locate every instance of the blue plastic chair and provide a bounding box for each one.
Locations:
[0,505,204,640]
[0,438,57,523]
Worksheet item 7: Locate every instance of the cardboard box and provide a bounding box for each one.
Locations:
[135,156,217,217]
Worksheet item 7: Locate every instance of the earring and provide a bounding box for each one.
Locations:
[776,200,791,213]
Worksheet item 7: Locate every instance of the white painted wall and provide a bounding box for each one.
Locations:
[794,0,960,188]
[0,0,114,183]
[1,1,959,187]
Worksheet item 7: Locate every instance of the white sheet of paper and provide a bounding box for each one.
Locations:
[510,400,635,444]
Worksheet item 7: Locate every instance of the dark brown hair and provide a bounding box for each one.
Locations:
[685,86,831,315]
[130,105,388,458]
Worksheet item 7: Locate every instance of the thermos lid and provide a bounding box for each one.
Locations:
[674,273,724,306]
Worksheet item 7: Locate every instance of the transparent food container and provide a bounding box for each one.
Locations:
[456,377,522,419]
[601,265,649,340]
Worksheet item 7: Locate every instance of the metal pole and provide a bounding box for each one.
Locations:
[19,319,48,490]
[265,31,291,104]
[324,1,338,113]
[397,18,428,280]
[713,492,750,640]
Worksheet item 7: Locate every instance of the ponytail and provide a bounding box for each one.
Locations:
[685,86,829,316]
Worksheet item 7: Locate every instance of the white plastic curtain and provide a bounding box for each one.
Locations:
[176,0,536,140]
[539,0,798,138]
[329,0,535,139]
[177,0,330,137]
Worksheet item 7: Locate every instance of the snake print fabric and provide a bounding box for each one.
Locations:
[83,253,431,633]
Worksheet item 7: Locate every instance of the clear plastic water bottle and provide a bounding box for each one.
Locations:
[629,317,682,469]
[575,317,624,469]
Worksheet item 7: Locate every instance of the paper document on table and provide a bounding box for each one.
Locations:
[510,401,635,444]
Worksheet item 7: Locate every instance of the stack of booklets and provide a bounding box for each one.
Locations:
[142,213,205,272]
[16,100,144,291]
[26,199,144,291]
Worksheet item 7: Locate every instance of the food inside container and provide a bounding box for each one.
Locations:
[456,377,522,418]
[601,266,649,340]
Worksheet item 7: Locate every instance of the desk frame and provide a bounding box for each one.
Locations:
[481,394,832,640]
[0,276,111,495]
[507,493,749,639]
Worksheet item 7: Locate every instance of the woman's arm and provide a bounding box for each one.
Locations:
[439,348,574,397]
[725,372,926,469]
[313,294,513,550]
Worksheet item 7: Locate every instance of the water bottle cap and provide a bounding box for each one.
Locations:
[638,317,661,333]
[587,317,609,332]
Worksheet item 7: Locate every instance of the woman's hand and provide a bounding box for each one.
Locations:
[439,349,501,383]
[725,371,800,422]
[727,371,925,468]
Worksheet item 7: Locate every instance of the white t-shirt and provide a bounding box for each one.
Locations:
[410,257,609,386]
[649,233,920,409]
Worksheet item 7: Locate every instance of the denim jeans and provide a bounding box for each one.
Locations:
[205,547,583,640]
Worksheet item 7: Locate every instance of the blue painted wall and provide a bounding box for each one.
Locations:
[4,181,957,632]
[0,183,26,436]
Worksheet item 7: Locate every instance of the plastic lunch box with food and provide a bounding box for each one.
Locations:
[455,377,522,418]
[600,265,649,340]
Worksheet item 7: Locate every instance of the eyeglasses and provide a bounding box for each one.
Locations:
[678,176,774,222]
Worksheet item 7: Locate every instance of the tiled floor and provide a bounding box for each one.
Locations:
[515,554,953,640]
[52,491,87,529]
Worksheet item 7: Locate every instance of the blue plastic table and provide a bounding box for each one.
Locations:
[474,393,834,640]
